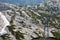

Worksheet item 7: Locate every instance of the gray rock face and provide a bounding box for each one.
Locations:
[0,0,60,40]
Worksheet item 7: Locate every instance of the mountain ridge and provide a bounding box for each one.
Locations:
[0,0,60,40]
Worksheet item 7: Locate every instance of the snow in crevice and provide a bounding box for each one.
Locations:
[29,9,41,16]
[22,11,30,17]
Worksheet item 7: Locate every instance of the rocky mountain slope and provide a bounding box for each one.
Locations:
[0,0,60,40]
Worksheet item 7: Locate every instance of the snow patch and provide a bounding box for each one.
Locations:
[0,12,9,36]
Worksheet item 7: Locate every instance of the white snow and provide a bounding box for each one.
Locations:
[0,12,9,36]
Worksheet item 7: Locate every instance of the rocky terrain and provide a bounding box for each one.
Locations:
[0,0,60,40]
